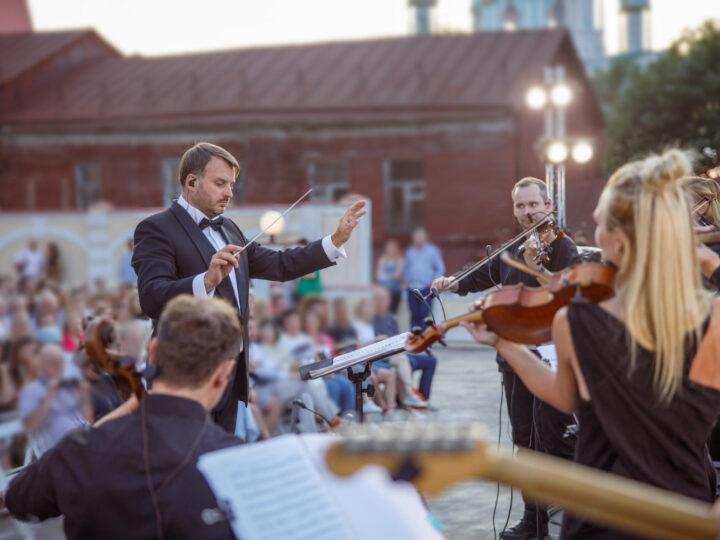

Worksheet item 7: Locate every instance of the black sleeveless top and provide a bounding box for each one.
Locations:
[561,303,720,540]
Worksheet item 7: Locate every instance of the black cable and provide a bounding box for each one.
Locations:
[430,287,447,321]
[491,380,504,539]
[501,374,517,536]
[141,398,164,540]
[486,244,500,289]
[291,398,334,429]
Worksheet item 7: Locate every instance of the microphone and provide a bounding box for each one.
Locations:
[291,398,334,429]
[412,288,438,327]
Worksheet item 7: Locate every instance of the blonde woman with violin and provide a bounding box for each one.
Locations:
[463,149,720,539]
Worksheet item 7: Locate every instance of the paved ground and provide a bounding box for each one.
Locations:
[0,344,557,540]
[424,344,525,540]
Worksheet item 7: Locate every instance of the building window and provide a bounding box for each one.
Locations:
[74,163,102,210]
[308,161,349,202]
[384,159,426,234]
[163,158,243,206]
[162,158,182,206]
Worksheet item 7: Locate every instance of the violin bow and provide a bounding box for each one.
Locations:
[448,211,556,287]
[499,252,547,281]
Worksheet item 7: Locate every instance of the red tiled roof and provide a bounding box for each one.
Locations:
[0,30,97,84]
[0,29,591,129]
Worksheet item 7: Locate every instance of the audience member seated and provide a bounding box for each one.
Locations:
[372,286,437,401]
[301,309,354,414]
[61,308,84,353]
[326,298,359,345]
[254,317,339,430]
[18,344,92,455]
[355,297,427,409]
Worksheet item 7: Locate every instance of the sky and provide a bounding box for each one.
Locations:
[26,0,720,57]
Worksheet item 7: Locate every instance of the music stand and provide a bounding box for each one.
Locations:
[298,333,409,422]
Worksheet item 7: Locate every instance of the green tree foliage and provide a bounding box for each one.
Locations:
[600,21,720,173]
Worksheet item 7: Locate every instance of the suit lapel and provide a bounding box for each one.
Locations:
[220,219,249,317]
[169,203,216,268]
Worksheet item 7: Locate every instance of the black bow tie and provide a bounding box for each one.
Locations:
[199,217,224,232]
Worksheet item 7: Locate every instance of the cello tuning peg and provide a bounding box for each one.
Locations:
[438,338,447,347]
[423,317,435,328]
[411,326,423,336]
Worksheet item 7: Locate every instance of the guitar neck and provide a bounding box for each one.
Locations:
[485,447,717,540]
[326,438,717,540]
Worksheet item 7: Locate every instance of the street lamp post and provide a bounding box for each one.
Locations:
[525,66,593,231]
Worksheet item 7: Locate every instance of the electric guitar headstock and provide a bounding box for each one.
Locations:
[326,422,490,495]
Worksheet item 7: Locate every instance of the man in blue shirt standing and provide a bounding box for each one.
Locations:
[403,228,445,331]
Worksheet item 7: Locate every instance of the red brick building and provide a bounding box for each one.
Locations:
[0,26,604,269]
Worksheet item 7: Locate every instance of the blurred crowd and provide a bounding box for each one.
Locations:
[0,229,447,470]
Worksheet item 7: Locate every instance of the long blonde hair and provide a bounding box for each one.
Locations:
[601,149,712,401]
[680,175,720,227]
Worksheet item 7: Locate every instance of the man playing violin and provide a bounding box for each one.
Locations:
[432,176,577,540]
[5,295,242,540]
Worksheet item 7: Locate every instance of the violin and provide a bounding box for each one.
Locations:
[81,319,144,401]
[519,221,566,265]
[445,212,559,290]
[404,258,616,353]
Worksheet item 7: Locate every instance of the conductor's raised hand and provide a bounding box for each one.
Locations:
[204,244,242,293]
[331,200,367,248]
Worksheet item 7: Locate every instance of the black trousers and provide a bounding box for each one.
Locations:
[211,362,241,433]
[503,369,575,524]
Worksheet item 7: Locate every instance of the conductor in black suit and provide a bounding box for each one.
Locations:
[132,142,366,432]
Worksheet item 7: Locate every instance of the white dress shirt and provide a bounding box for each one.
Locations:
[177,195,347,307]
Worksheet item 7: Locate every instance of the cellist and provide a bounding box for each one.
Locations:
[463,150,720,539]
[433,176,578,540]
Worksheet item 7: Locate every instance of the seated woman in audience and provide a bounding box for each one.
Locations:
[325,297,397,413]
[61,309,84,353]
[463,149,720,539]
[354,298,427,409]
[257,317,339,428]
[297,309,354,414]
[9,336,40,390]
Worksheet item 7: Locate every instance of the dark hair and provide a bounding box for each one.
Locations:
[155,295,242,387]
[512,177,548,201]
[9,336,37,387]
[281,308,299,323]
[259,319,280,341]
[178,142,240,187]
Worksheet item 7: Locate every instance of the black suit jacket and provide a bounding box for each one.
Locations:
[132,202,334,401]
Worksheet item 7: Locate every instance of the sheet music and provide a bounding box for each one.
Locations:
[197,434,443,540]
[197,435,352,540]
[309,333,410,378]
